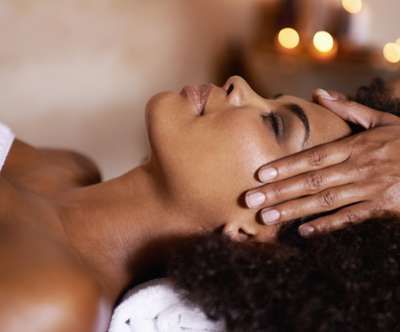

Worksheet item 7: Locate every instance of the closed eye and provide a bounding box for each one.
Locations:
[261,112,284,139]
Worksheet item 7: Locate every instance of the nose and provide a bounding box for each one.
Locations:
[223,76,265,108]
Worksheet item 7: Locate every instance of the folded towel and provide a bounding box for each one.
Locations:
[108,278,224,332]
[0,122,14,172]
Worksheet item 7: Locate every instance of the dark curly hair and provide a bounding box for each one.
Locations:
[169,79,400,332]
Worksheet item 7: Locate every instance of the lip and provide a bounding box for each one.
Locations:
[180,84,213,116]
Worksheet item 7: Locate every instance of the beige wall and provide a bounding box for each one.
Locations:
[366,0,399,46]
[0,0,256,178]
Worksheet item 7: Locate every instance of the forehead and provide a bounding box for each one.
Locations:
[277,95,351,148]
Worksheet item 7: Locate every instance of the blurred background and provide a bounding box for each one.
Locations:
[0,0,399,179]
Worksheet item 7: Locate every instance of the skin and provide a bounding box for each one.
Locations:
[0,76,352,331]
[2,139,101,194]
[0,144,106,332]
[245,89,400,238]
[144,76,351,241]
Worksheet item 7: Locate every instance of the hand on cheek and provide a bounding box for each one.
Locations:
[244,90,400,239]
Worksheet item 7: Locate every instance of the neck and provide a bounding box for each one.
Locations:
[59,164,195,301]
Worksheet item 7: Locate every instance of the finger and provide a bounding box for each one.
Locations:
[298,201,375,238]
[312,89,347,103]
[254,223,280,243]
[314,89,400,128]
[257,139,352,184]
[246,162,357,209]
[259,183,374,226]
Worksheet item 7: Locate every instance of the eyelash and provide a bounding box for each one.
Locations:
[261,112,284,137]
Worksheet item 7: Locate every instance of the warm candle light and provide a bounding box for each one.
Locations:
[383,43,400,64]
[313,31,334,53]
[396,38,400,46]
[342,0,363,14]
[277,27,300,50]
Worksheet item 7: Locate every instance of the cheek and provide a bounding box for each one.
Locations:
[308,113,352,147]
[212,113,285,172]
[156,114,284,219]
[147,98,289,226]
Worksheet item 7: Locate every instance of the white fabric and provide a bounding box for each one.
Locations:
[108,278,225,332]
[0,122,14,172]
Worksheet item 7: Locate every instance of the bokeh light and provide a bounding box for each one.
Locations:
[396,38,400,46]
[277,27,300,49]
[313,31,334,53]
[342,0,363,14]
[383,42,400,64]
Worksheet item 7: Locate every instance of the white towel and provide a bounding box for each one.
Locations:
[0,122,14,173]
[108,278,225,332]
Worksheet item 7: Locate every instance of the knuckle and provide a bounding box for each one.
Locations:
[373,141,396,161]
[351,153,381,177]
[265,184,284,202]
[281,160,297,177]
[381,174,400,187]
[352,134,373,152]
[368,140,387,154]
[369,203,385,218]
[307,150,327,167]
[305,172,325,192]
[379,144,393,160]
[342,211,361,225]
[318,190,337,208]
[314,221,331,234]
[354,162,373,178]
[356,135,385,154]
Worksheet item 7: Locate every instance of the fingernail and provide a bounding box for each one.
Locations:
[259,167,278,183]
[261,209,280,225]
[299,225,315,237]
[316,89,338,101]
[245,192,266,208]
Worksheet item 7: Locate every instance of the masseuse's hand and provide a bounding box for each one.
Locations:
[245,89,400,238]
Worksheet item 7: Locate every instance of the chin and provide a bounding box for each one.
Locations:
[146,91,177,112]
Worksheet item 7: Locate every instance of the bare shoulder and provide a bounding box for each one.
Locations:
[0,223,112,332]
[3,140,102,194]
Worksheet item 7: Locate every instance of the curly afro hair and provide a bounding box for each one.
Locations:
[169,80,400,332]
[170,220,400,332]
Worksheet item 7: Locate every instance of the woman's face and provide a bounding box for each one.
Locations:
[146,76,351,241]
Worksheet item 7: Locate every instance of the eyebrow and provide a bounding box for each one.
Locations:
[284,103,310,146]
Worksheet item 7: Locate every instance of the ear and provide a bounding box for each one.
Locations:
[223,221,280,243]
[222,221,256,242]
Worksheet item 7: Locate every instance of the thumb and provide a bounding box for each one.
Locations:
[313,88,400,129]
